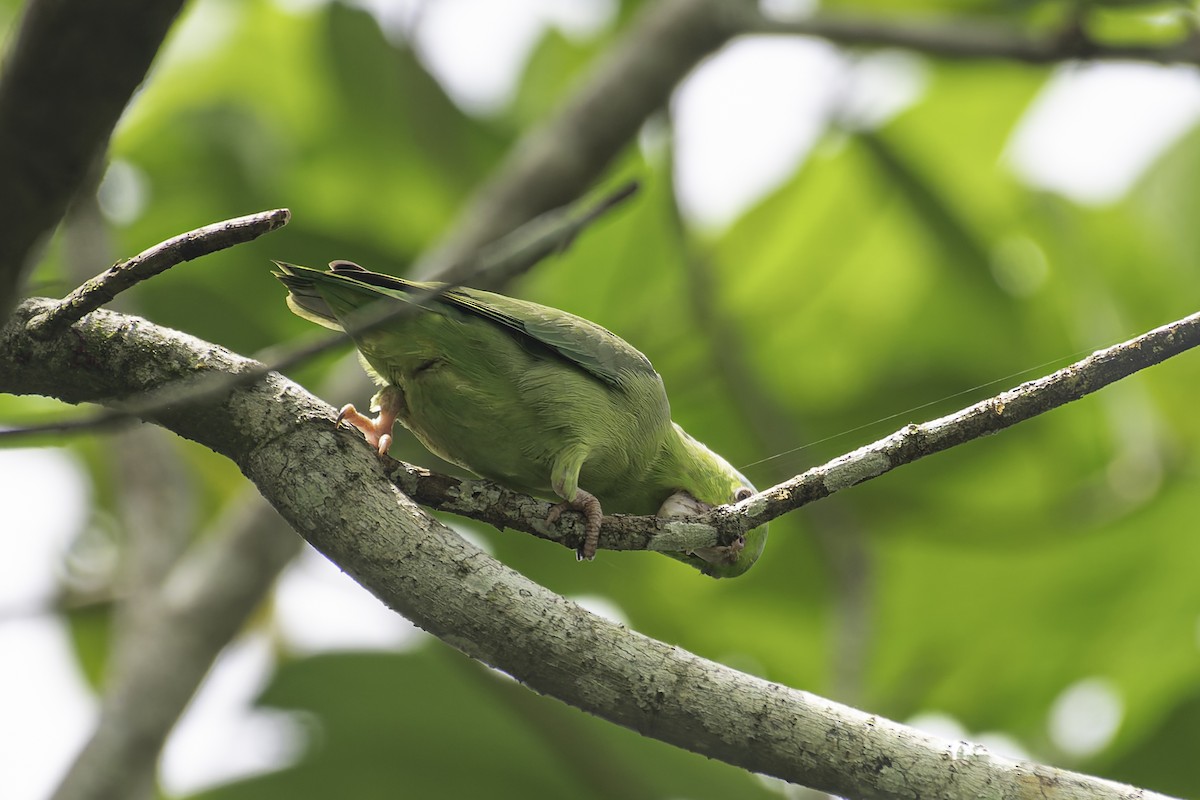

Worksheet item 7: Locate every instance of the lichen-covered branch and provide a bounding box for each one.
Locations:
[735,311,1200,534]
[0,298,1180,800]
[385,460,671,555]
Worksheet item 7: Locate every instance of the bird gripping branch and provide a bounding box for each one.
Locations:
[274,260,767,577]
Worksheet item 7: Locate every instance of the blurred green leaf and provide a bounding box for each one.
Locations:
[509,26,610,128]
[63,602,113,692]
[188,646,777,800]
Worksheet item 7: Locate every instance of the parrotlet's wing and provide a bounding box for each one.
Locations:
[440,285,656,388]
[275,260,656,388]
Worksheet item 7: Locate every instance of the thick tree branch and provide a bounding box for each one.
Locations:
[0,0,186,322]
[0,300,1180,800]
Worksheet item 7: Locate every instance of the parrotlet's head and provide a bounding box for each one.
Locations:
[659,425,768,578]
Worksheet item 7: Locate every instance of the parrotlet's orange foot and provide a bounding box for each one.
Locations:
[336,403,397,456]
[547,489,603,560]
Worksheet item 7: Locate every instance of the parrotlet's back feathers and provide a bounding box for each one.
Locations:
[273,260,767,577]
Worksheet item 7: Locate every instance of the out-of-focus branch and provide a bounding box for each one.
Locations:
[0,299,1179,800]
[419,0,738,277]
[420,0,1200,282]
[50,493,301,800]
[0,0,185,322]
[741,8,1200,65]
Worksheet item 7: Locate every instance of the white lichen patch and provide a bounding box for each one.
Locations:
[648,520,719,552]
[740,493,772,519]
[823,451,891,492]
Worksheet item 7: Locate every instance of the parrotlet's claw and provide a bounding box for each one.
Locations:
[658,489,742,566]
[690,534,746,567]
[547,488,603,561]
[336,403,396,456]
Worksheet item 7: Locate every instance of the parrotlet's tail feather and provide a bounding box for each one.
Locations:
[273,261,416,332]
[272,261,344,330]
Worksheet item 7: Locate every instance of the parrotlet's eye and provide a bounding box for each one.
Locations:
[734,487,753,502]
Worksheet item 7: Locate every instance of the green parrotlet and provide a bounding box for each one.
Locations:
[274,260,767,577]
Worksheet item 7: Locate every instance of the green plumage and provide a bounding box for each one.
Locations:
[274,260,767,577]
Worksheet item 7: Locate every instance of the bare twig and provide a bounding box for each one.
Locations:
[27,209,292,339]
[0,0,186,322]
[731,309,1200,534]
[2,184,636,442]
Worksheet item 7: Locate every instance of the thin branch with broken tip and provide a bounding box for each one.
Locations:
[3,183,639,441]
[27,209,292,339]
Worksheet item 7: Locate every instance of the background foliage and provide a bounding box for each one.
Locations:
[4,0,1200,797]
